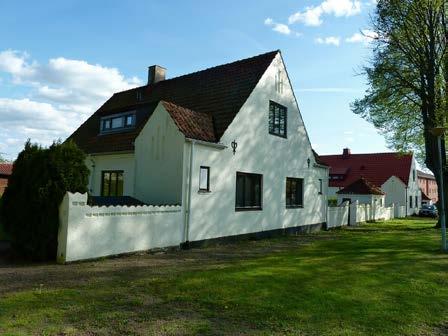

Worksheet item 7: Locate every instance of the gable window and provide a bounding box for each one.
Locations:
[319,179,323,194]
[101,112,136,134]
[269,101,287,138]
[286,177,303,208]
[199,166,210,192]
[236,172,262,211]
[413,169,416,181]
[101,171,124,197]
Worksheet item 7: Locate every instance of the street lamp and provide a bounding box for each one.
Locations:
[430,127,447,252]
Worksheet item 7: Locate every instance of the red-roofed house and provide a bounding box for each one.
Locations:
[0,163,12,196]
[417,170,438,204]
[67,51,328,245]
[319,148,420,215]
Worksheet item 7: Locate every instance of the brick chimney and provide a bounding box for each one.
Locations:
[148,65,166,85]
[342,148,351,159]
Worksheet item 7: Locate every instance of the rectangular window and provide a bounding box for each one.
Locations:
[409,195,413,208]
[235,172,262,211]
[101,171,124,196]
[319,179,323,194]
[100,111,136,133]
[286,177,303,208]
[269,101,287,138]
[199,166,210,191]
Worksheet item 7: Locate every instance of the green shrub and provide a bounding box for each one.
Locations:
[1,140,89,260]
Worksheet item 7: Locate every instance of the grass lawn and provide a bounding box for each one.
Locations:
[1,218,447,335]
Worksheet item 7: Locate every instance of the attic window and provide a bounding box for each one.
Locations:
[269,101,287,138]
[101,111,136,134]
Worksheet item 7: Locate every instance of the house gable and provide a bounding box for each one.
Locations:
[68,51,279,154]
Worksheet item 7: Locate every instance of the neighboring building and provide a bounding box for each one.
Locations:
[319,148,421,215]
[336,177,385,207]
[0,163,12,196]
[68,50,329,245]
[417,170,438,204]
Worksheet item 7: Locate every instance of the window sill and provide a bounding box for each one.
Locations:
[235,207,263,212]
[286,205,303,209]
[198,190,211,194]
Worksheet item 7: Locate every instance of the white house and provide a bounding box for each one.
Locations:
[336,177,386,207]
[68,50,329,248]
[319,149,421,215]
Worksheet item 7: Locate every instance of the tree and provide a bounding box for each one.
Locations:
[1,140,89,260]
[352,0,448,226]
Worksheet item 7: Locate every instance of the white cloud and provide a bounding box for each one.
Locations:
[315,36,341,46]
[0,50,142,160]
[289,0,361,26]
[264,17,296,36]
[345,29,378,44]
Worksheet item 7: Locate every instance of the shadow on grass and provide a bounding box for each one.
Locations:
[0,218,447,335]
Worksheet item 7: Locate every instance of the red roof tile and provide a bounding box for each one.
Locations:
[69,50,279,154]
[337,177,385,195]
[161,101,215,142]
[0,163,12,176]
[319,151,413,188]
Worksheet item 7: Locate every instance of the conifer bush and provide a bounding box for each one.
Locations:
[1,140,89,260]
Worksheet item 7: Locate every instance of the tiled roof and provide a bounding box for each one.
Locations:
[337,177,385,195]
[319,151,413,188]
[312,149,329,166]
[417,170,435,180]
[161,101,216,142]
[68,50,279,154]
[0,163,12,176]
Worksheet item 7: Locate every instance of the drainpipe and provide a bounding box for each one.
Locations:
[183,140,195,248]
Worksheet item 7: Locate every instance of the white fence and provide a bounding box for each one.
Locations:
[327,201,406,228]
[327,201,349,229]
[57,192,183,263]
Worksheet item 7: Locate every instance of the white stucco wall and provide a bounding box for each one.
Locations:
[184,53,328,242]
[134,104,185,205]
[87,153,135,196]
[382,157,421,216]
[57,192,183,263]
[337,193,385,207]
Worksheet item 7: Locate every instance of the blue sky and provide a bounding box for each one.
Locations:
[0,0,385,161]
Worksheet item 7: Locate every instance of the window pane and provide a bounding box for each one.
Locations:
[236,172,262,209]
[126,115,134,126]
[269,105,274,133]
[112,117,124,129]
[102,172,110,196]
[236,173,245,208]
[286,177,303,207]
[116,173,124,196]
[102,119,111,130]
[269,101,287,137]
[199,167,209,190]
[109,172,117,196]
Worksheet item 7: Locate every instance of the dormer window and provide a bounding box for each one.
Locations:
[101,112,136,134]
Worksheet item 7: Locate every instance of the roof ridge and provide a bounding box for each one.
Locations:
[108,50,279,97]
[320,151,412,157]
[165,50,279,82]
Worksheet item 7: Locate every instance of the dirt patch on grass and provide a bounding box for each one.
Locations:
[0,233,333,297]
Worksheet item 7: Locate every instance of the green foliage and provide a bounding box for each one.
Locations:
[352,0,447,167]
[0,140,88,260]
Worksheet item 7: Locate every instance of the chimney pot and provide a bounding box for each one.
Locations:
[148,65,166,85]
[342,148,351,158]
